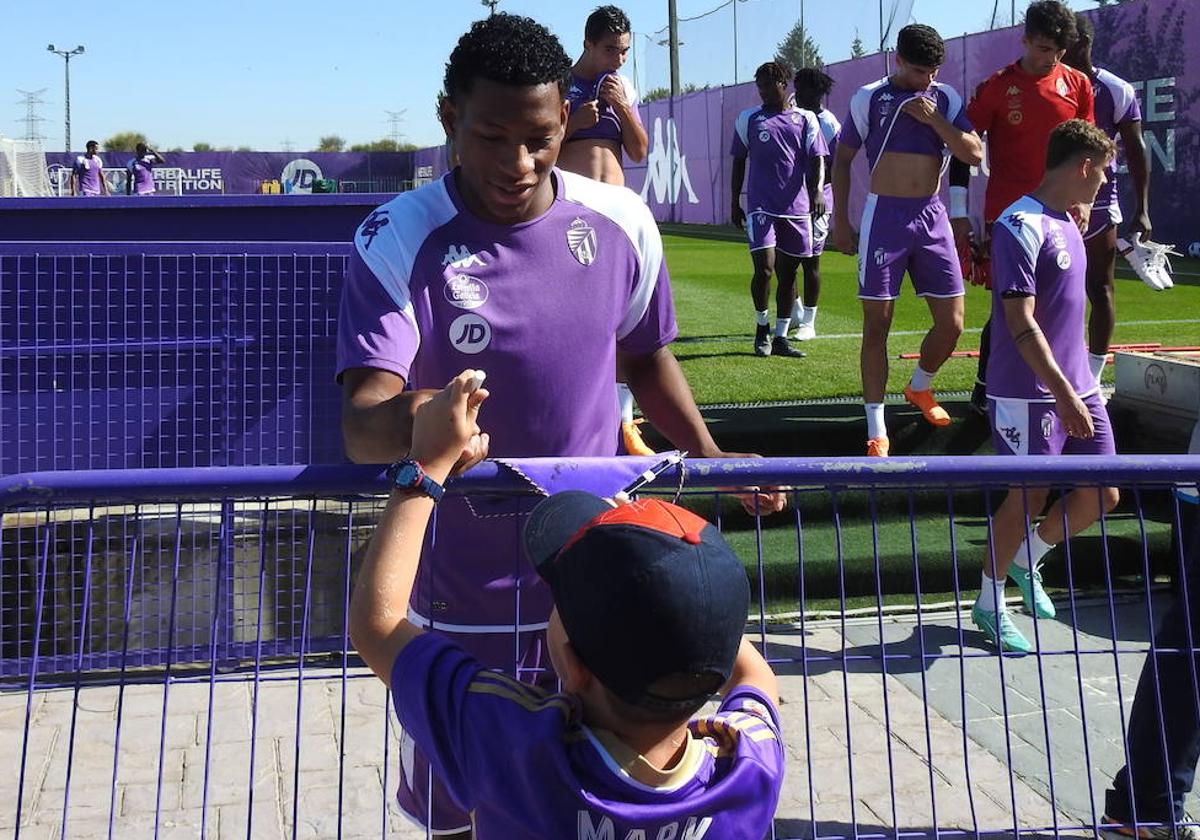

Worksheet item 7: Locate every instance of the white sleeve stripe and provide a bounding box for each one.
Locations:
[938,82,965,124]
[734,108,752,148]
[622,74,639,106]
[1099,70,1137,123]
[353,180,457,337]
[849,82,879,143]
[996,198,1046,266]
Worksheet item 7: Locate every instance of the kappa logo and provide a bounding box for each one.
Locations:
[1005,213,1024,230]
[1002,425,1022,449]
[1006,86,1022,96]
[874,247,887,267]
[566,218,598,266]
[449,313,491,355]
[880,92,894,101]
[359,210,390,250]
[442,245,485,269]
[639,116,700,206]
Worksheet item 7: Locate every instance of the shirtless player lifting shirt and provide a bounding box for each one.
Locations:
[831,24,982,457]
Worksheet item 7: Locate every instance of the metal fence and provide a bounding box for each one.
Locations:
[0,245,351,476]
[3,456,1199,839]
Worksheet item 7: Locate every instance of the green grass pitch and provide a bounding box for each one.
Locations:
[661,227,1200,406]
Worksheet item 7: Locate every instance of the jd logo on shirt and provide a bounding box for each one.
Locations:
[450,313,491,354]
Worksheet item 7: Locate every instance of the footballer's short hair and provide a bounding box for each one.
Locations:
[1024,0,1078,50]
[1045,118,1115,170]
[896,24,945,68]
[755,60,792,87]
[85,139,99,150]
[1073,11,1094,43]
[794,67,834,98]
[585,5,631,42]
[443,13,572,104]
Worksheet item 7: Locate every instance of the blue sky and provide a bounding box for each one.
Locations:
[3,0,1100,153]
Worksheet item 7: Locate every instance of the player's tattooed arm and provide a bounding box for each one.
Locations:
[1012,325,1043,346]
[349,370,490,684]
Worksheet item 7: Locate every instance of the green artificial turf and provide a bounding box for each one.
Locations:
[662,228,1200,406]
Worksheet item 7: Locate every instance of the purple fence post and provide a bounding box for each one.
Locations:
[60,506,98,838]
[245,500,272,840]
[107,509,142,840]
[866,490,901,837]
[15,521,54,840]
[906,493,941,838]
[944,491,981,838]
[829,490,860,837]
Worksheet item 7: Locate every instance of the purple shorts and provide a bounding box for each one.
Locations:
[747,211,813,258]
[858,194,965,300]
[395,628,551,833]
[1082,202,1122,241]
[989,392,1116,456]
[811,213,829,257]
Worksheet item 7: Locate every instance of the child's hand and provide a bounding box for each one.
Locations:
[408,370,490,479]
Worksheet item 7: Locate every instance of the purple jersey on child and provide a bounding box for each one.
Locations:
[128,155,156,195]
[840,78,972,171]
[73,154,104,195]
[987,195,1096,401]
[730,106,827,217]
[336,169,677,632]
[392,633,785,840]
[566,72,642,144]
[1089,68,1141,214]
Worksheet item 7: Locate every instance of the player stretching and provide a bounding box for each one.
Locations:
[831,24,982,457]
[1064,12,1166,387]
[349,371,785,840]
[560,5,653,454]
[126,143,164,196]
[789,67,840,342]
[974,120,1120,653]
[730,61,827,359]
[949,0,1093,415]
[337,15,778,837]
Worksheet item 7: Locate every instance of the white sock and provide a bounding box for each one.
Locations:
[802,305,817,327]
[617,383,635,424]
[1011,528,1054,570]
[774,318,790,338]
[790,299,803,324]
[1089,352,1108,382]
[909,365,935,392]
[865,403,886,439]
[756,309,770,327]
[977,571,1004,612]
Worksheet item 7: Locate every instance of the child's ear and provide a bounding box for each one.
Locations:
[558,640,594,694]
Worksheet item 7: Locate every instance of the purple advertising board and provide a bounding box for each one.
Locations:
[623,0,1197,249]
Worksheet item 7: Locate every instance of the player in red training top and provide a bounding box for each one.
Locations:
[948,0,1093,414]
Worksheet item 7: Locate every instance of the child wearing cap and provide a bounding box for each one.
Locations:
[350,369,785,840]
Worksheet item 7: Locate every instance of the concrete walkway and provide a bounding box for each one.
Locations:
[3,598,1193,839]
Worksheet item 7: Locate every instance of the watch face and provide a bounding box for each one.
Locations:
[391,461,423,488]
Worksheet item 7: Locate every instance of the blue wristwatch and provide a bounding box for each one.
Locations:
[385,458,446,502]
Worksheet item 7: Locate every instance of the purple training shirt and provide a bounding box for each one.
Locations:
[729,106,828,217]
[840,78,972,171]
[336,169,677,631]
[73,154,104,195]
[987,194,1096,401]
[128,154,156,195]
[566,72,642,144]
[392,633,785,840]
[1090,68,1141,212]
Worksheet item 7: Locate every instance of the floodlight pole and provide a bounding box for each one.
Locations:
[47,44,85,153]
[668,0,680,99]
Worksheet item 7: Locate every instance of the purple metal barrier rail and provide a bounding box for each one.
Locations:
[3,456,1199,839]
[0,244,352,477]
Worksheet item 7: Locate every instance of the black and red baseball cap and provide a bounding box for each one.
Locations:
[523,491,749,712]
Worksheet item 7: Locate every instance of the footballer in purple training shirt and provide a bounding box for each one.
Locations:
[730,61,827,360]
[71,140,108,196]
[1063,12,1155,384]
[336,14,775,835]
[788,67,841,342]
[126,143,165,196]
[830,24,982,457]
[973,119,1121,655]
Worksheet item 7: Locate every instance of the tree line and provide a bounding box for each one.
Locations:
[99,131,420,154]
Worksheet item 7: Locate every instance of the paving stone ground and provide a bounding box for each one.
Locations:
[2,598,1192,839]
